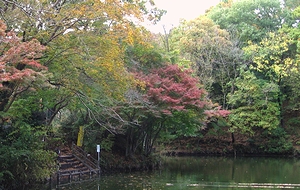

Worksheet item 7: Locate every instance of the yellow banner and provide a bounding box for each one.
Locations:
[77,126,84,147]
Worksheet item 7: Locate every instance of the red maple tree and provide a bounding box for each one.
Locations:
[0,20,46,87]
[0,20,47,111]
[135,64,230,118]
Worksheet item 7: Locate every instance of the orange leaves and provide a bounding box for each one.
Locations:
[0,20,6,36]
[0,20,47,88]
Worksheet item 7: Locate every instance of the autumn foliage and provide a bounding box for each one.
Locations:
[135,64,230,118]
[0,20,46,89]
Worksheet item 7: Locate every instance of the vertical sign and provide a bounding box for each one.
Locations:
[97,145,100,169]
[77,126,84,147]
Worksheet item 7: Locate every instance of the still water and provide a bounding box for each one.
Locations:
[55,156,300,189]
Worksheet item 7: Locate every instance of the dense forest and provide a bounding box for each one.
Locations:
[0,0,299,189]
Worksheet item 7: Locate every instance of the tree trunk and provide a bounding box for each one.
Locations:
[231,132,236,157]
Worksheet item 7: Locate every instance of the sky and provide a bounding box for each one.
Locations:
[145,0,221,33]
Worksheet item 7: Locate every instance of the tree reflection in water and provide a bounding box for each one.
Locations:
[46,156,300,190]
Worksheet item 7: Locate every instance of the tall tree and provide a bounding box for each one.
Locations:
[207,0,292,46]
[169,16,243,108]
[0,20,47,112]
[0,0,165,45]
[113,64,230,157]
[0,20,56,189]
[228,68,280,135]
[0,0,166,187]
[0,0,165,127]
[243,31,298,127]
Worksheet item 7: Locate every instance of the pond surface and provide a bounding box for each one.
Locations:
[53,156,300,189]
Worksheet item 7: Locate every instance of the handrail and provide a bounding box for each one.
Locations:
[71,143,99,170]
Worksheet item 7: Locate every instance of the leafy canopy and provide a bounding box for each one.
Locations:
[135,64,230,118]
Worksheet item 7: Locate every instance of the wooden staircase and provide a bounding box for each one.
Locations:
[56,144,100,185]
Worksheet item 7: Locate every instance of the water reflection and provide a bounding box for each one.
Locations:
[54,156,300,190]
[163,156,300,184]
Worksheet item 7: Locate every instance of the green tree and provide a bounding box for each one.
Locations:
[0,20,47,112]
[207,0,292,46]
[228,69,280,135]
[125,40,165,72]
[284,0,300,10]
[0,114,56,189]
[113,64,230,157]
[0,0,165,187]
[243,31,298,127]
[169,16,243,108]
[0,20,57,189]
[280,6,300,111]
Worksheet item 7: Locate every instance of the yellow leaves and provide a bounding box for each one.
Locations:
[272,65,281,75]
[126,28,135,46]
[133,78,146,91]
[80,35,133,99]
[71,4,89,17]
[43,0,158,100]
[244,32,297,81]
[91,0,144,23]
[48,28,136,100]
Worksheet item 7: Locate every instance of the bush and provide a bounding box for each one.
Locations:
[259,127,293,154]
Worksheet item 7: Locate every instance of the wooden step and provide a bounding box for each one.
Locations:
[55,145,100,186]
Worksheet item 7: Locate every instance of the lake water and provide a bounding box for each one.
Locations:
[53,156,300,189]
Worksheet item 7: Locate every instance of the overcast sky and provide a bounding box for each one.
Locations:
[145,0,221,33]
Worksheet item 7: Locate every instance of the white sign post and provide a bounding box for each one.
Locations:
[97,145,100,169]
